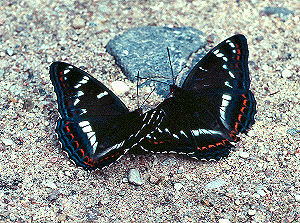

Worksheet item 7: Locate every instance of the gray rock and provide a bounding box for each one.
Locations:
[128,168,143,186]
[262,7,293,16]
[106,26,205,96]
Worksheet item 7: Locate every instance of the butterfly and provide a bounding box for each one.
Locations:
[138,34,256,160]
[50,62,164,170]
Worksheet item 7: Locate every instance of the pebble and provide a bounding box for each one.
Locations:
[239,151,250,159]
[282,69,292,78]
[58,214,67,221]
[128,169,143,186]
[0,69,4,78]
[110,81,130,95]
[6,48,14,56]
[72,16,86,29]
[149,175,160,184]
[218,219,231,223]
[177,166,184,174]
[248,209,256,216]
[286,128,299,136]
[295,194,300,202]
[47,190,59,201]
[43,180,57,189]
[205,179,226,190]
[98,5,109,13]
[174,182,183,191]
[1,138,14,146]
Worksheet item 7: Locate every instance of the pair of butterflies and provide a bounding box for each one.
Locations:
[50,34,256,170]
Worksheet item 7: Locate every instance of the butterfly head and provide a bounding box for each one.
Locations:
[169,84,182,96]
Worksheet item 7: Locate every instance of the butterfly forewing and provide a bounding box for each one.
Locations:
[50,62,129,120]
[182,34,250,91]
[50,62,144,170]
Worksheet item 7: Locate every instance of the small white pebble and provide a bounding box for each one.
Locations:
[72,16,86,29]
[295,194,300,202]
[47,57,53,63]
[6,48,14,56]
[111,81,130,95]
[174,182,183,191]
[248,209,256,216]
[282,69,292,78]
[247,130,255,137]
[219,219,231,223]
[122,50,129,56]
[257,162,264,168]
[1,138,14,146]
[239,151,249,159]
[43,180,57,189]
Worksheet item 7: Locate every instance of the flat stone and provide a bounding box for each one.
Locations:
[106,26,205,96]
[262,7,294,17]
[128,169,143,186]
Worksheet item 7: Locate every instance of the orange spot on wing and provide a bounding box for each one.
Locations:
[236,49,241,55]
[234,123,239,131]
[216,142,223,147]
[238,114,243,122]
[79,148,84,156]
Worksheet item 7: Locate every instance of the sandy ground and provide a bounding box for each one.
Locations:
[0,0,299,222]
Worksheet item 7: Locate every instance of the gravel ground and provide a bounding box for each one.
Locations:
[0,0,299,222]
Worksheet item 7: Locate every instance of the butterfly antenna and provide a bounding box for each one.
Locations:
[137,76,169,86]
[140,87,156,108]
[136,71,140,109]
[167,47,175,85]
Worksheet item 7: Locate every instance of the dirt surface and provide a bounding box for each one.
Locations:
[0,0,299,222]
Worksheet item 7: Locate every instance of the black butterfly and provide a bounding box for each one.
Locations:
[139,34,256,160]
[50,62,163,170]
